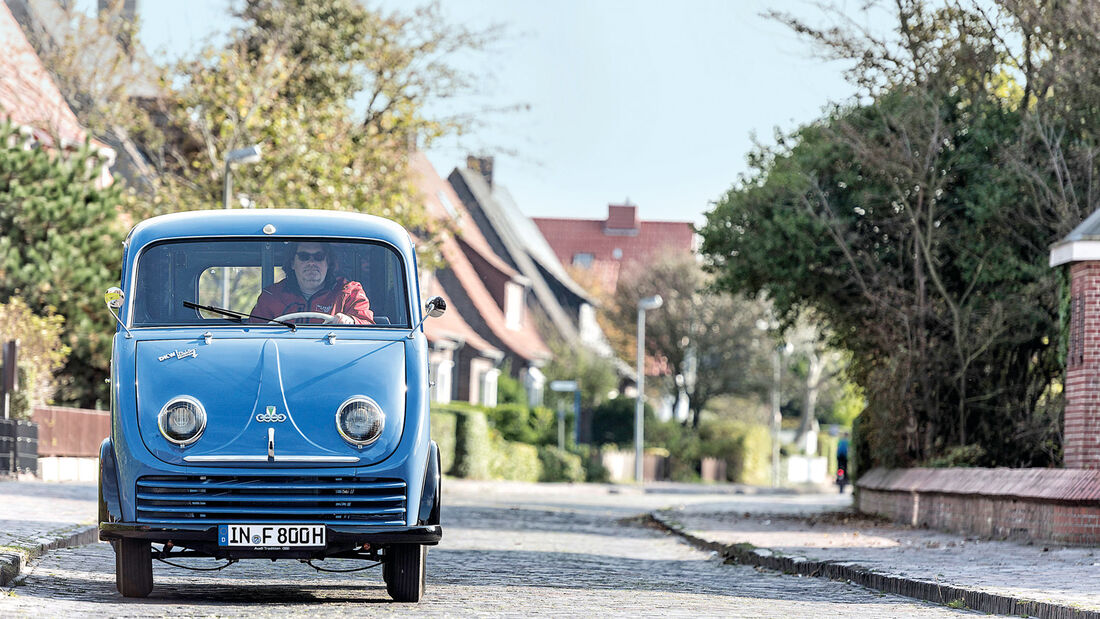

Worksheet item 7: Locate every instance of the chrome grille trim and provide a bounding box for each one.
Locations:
[135,475,407,525]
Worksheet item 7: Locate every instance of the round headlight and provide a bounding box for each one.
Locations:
[157,396,206,446]
[336,396,385,446]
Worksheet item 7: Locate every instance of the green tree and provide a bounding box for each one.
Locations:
[0,122,126,407]
[701,1,1066,468]
[613,253,772,428]
[543,337,620,411]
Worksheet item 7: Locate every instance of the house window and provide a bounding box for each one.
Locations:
[432,360,453,404]
[480,368,500,408]
[524,366,545,408]
[572,253,594,268]
[504,282,524,330]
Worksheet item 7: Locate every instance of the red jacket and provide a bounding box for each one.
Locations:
[249,277,374,324]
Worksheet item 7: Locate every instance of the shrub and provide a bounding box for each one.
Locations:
[735,423,772,486]
[851,411,872,482]
[430,410,457,474]
[924,444,986,468]
[0,298,68,412]
[488,432,541,481]
[453,409,491,479]
[537,446,585,482]
[591,396,654,447]
[570,444,609,483]
[529,406,557,446]
[818,433,839,474]
[486,403,537,444]
[496,368,526,405]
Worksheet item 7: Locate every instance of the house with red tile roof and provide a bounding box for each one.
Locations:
[533,204,696,294]
[446,157,633,404]
[410,153,551,407]
[0,1,113,185]
[7,0,161,191]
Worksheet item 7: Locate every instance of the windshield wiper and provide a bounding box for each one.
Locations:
[183,301,296,331]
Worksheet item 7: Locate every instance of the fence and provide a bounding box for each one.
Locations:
[32,406,110,457]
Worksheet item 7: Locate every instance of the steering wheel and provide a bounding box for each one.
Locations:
[269,311,336,325]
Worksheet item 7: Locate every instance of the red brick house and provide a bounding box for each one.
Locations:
[533,203,695,294]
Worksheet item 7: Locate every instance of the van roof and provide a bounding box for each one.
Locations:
[126,209,414,254]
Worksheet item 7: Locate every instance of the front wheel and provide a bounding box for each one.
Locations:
[114,538,153,598]
[383,544,425,602]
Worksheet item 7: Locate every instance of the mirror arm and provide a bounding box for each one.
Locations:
[406,297,445,340]
[107,304,133,339]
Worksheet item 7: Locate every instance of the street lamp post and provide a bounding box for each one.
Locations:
[635,294,663,484]
[757,319,791,488]
[221,145,262,308]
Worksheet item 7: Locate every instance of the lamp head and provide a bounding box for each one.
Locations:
[639,295,663,311]
[226,145,262,165]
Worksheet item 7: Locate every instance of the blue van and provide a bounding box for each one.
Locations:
[98,210,443,601]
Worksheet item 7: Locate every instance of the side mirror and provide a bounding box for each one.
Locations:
[105,287,124,309]
[104,287,131,337]
[425,296,446,318]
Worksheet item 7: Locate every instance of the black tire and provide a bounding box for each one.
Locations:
[114,538,153,598]
[383,544,425,602]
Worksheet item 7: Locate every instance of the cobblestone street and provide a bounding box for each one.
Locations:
[0,481,975,617]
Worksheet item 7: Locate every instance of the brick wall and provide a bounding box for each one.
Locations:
[1065,262,1100,469]
[858,468,1100,545]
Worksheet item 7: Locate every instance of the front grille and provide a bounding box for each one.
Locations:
[135,475,406,525]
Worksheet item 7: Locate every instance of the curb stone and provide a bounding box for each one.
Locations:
[0,525,98,588]
[647,511,1100,619]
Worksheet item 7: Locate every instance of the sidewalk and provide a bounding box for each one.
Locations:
[651,492,1100,618]
[0,480,97,586]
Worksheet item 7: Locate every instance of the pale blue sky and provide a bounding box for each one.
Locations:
[129,0,888,225]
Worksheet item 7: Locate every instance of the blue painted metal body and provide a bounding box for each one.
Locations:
[101,210,435,539]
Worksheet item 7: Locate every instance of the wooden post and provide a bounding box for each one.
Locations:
[2,340,17,420]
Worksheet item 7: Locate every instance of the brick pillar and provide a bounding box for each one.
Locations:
[1065,262,1100,468]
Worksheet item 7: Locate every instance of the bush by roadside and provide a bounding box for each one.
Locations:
[430,411,457,474]
[489,433,541,481]
[537,446,585,482]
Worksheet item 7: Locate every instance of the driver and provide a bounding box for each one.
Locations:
[249,242,374,324]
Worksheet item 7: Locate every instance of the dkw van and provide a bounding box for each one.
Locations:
[98,209,443,602]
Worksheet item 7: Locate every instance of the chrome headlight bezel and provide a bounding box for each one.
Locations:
[335,396,385,446]
[157,396,207,446]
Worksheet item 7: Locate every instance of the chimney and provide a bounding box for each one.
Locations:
[466,155,494,188]
[98,0,139,51]
[604,203,639,236]
[99,0,138,21]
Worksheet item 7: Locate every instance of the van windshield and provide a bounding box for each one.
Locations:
[131,238,410,328]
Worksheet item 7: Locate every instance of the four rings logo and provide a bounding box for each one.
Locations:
[256,406,287,423]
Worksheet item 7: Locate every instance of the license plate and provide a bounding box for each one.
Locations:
[218,524,326,547]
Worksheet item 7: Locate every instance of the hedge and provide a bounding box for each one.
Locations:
[537,446,585,482]
[453,409,491,480]
[489,433,541,481]
[430,411,457,475]
[734,423,772,486]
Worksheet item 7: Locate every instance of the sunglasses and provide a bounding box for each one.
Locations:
[295,251,327,262]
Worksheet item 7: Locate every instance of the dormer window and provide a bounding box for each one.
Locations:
[504,281,524,330]
[437,191,457,218]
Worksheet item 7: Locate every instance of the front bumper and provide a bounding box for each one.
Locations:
[99,522,441,559]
